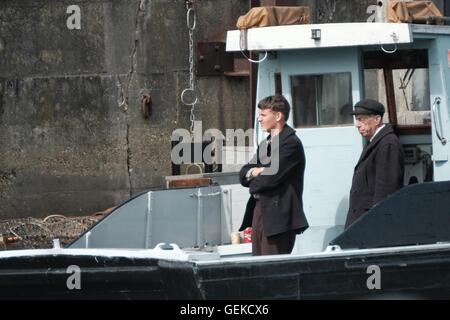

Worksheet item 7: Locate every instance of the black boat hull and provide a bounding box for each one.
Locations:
[1,245,449,299]
[159,245,450,299]
[0,254,165,299]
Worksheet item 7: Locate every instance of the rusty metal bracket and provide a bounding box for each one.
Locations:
[185,0,196,9]
[141,94,152,119]
[197,42,233,76]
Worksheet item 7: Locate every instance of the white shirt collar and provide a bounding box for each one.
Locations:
[370,124,386,142]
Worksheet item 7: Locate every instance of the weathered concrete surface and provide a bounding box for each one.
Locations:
[0,76,130,216]
[0,0,138,218]
[0,0,250,218]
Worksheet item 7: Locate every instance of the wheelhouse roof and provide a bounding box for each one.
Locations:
[226,22,450,52]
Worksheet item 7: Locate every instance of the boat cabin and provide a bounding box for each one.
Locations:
[225,21,450,253]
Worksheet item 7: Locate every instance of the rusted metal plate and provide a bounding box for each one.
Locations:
[197,42,233,76]
[167,178,212,188]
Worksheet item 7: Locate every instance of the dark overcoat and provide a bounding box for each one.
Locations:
[345,124,404,228]
[239,125,309,237]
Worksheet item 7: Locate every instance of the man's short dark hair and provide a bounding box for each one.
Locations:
[258,94,290,121]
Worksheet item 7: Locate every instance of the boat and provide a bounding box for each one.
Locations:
[2,7,450,300]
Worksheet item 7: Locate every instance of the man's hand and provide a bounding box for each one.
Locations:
[251,167,264,177]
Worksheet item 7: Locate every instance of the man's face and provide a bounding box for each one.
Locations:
[354,114,381,139]
[258,108,281,132]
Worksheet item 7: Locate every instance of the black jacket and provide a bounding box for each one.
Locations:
[239,125,309,237]
[345,124,404,228]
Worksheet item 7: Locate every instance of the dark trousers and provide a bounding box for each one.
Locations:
[251,200,296,256]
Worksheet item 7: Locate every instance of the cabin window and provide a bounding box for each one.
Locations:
[364,68,431,126]
[363,49,431,134]
[291,72,353,127]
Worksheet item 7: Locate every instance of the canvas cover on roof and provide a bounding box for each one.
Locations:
[236,6,310,29]
[387,0,443,23]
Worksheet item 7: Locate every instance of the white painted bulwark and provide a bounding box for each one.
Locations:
[226,23,412,51]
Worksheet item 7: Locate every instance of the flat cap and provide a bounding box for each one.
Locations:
[351,99,385,116]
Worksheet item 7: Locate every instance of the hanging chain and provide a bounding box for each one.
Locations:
[188,12,196,134]
[181,2,198,135]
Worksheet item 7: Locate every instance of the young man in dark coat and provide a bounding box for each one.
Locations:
[239,94,309,256]
[345,99,404,229]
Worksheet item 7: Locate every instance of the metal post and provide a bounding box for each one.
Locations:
[196,188,204,247]
[85,231,91,248]
[145,192,153,248]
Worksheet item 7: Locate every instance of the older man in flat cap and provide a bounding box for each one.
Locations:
[345,99,404,229]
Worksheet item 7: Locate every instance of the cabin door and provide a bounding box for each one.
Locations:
[428,38,450,181]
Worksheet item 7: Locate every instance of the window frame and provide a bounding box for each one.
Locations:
[363,49,431,135]
[290,71,354,128]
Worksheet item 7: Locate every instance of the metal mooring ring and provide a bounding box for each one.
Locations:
[381,43,397,54]
[181,88,198,106]
[186,8,196,30]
